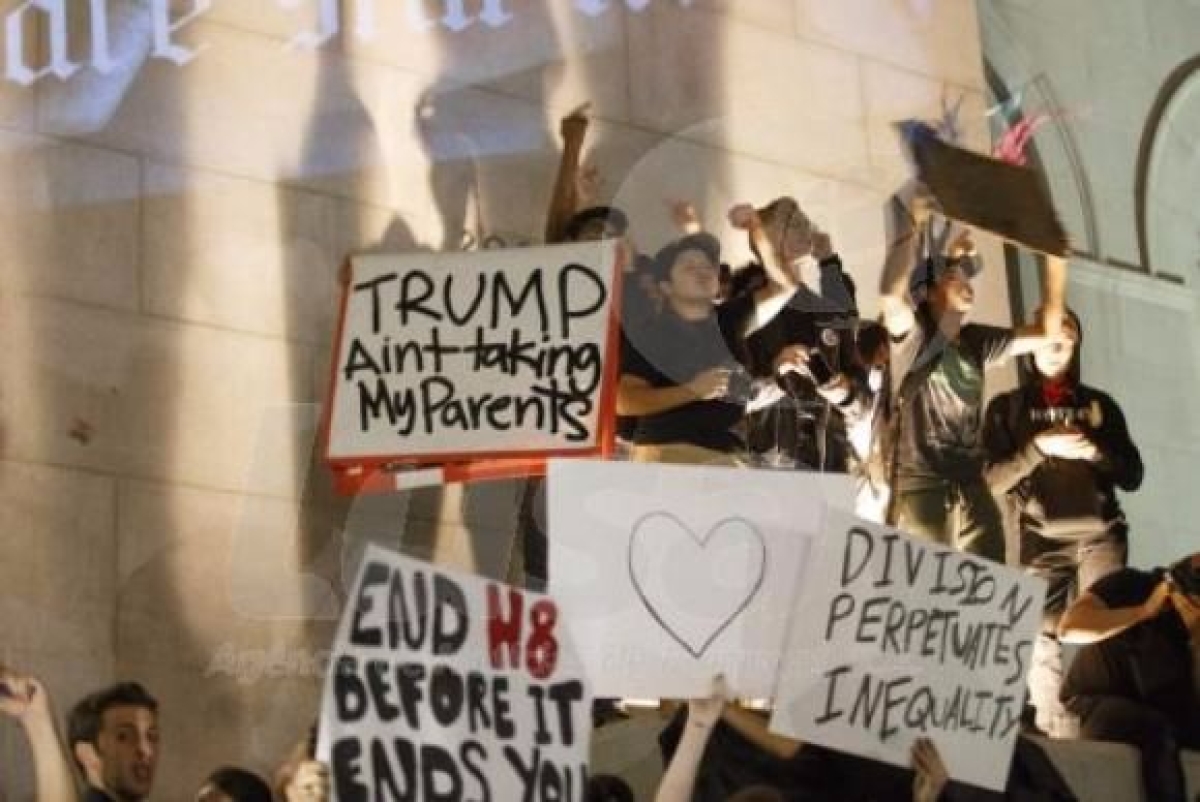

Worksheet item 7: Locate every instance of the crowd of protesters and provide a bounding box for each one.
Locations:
[2,105,1197,802]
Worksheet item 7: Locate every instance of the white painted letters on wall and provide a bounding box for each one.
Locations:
[5,0,79,86]
[151,0,210,66]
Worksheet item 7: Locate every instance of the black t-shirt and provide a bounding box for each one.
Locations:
[1062,568,1200,738]
[620,294,755,452]
[892,322,1012,480]
[82,789,116,802]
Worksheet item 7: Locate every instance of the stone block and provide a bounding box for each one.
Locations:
[795,0,986,90]
[860,60,989,189]
[141,163,343,342]
[0,461,116,661]
[115,480,340,675]
[627,3,869,182]
[0,297,316,496]
[0,130,140,310]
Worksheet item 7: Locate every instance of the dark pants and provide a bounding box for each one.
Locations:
[891,476,1005,563]
[1023,531,1127,735]
[1023,529,1128,618]
[517,476,547,592]
[1068,695,1194,802]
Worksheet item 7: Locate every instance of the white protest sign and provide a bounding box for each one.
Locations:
[326,242,620,465]
[547,459,855,699]
[769,510,1046,792]
[316,545,591,802]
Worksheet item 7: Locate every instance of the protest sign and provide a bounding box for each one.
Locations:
[316,545,591,802]
[324,242,622,471]
[897,120,1070,256]
[769,510,1045,792]
[547,459,855,699]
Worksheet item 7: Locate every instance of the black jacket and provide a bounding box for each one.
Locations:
[740,256,862,471]
[983,379,1142,542]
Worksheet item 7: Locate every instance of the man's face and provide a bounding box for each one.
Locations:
[94,705,159,801]
[932,265,974,315]
[661,248,718,304]
[1033,319,1079,379]
[285,761,331,802]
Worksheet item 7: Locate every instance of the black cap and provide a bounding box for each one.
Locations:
[651,232,721,282]
[910,252,982,297]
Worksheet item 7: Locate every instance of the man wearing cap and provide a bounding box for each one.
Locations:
[1059,552,1200,802]
[875,182,1068,563]
[618,211,795,466]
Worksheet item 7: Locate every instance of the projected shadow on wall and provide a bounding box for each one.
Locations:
[412,0,732,584]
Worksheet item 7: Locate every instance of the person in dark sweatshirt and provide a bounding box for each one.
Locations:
[982,308,1143,735]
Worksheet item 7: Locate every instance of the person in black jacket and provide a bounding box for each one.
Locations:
[733,197,862,472]
[983,309,1143,735]
[1058,553,1200,802]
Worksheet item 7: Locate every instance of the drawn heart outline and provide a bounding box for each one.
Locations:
[627,512,767,659]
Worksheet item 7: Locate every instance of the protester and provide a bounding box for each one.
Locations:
[984,308,1143,735]
[195,767,273,802]
[0,665,77,802]
[67,682,159,802]
[655,676,955,801]
[524,102,647,590]
[1059,551,1200,802]
[873,179,1068,563]
[736,198,863,472]
[618,205,796,465]
[654,676,733,802]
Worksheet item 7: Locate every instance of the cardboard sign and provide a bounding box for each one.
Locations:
[324,242,622,470]
[769,510,1046,792]
[897,120,1070,256]
[316,545,592,801]
[547,460,855,699]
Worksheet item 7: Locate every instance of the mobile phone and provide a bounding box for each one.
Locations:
[807,351,835,386]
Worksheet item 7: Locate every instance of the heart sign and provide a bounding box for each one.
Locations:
[627,512,767,659]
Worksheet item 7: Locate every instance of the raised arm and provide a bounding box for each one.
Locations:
[544,104,591,244]
[654,678,727,802]
[1009,254,1069,354]
[1059,579,1171,645]
[879,181,932,338]
[667,198,703,236]
[616,370,730,417]
[728,203,797,337]
[813,230,858,316]
[0,667,79,802]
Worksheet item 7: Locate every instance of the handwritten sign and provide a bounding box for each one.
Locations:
[316,545,591,802]
[325,243,620,467]
[897,120,1069,256]
[770,510,1045,792]
[547,459,855,699]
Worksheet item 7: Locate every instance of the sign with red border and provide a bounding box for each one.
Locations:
[323,243,622,492]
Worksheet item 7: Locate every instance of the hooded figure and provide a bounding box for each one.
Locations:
[982,308,1143,736]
